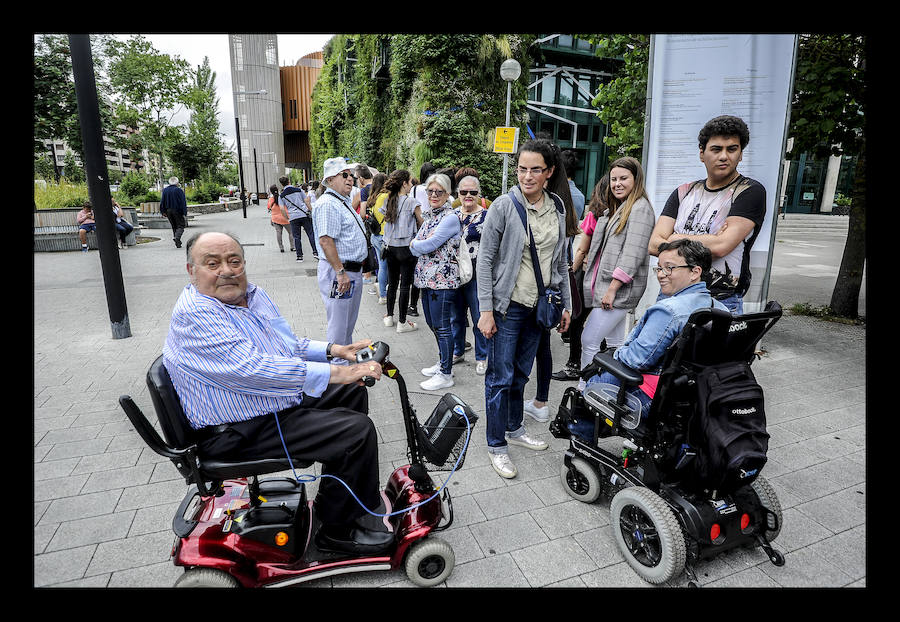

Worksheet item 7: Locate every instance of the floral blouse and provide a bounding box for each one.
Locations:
[456,206,486,261]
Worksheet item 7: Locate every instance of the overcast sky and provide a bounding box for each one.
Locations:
[109,34,335,149]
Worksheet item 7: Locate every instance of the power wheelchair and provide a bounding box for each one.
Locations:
[549,301,785,586]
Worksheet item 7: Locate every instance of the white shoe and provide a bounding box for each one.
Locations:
[420,372,454,391]
[367,286,378,295]
[396,321,417,333]
[506,432,548,451]
[490,452,517,479]
[421,362,442,377]
[453,353,465,364]
[524,399,550,423]
[475,360,487,375]
[383,316,394,327]
[377,297,387,305]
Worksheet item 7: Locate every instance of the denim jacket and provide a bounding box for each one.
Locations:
[614,282,728,373]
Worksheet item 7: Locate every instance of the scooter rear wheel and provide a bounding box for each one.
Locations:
[174,567,240,588]
[404,537,455,587]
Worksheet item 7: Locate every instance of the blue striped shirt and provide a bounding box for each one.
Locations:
[163,283,332,429]
[312,189,367,262]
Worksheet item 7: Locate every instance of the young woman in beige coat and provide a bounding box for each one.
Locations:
[570,156,656,389]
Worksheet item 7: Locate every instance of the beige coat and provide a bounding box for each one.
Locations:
[582,196,656,310]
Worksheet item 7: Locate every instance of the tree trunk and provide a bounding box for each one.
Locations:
[829,140,865,318]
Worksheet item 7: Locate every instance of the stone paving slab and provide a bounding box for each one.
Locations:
[33,204,866,588]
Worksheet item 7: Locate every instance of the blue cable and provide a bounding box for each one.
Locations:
[272,404,471,519]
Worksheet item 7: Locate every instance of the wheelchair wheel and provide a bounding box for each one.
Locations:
[404,537,455,587]
[750,476,782,542]
[560,457,602,503]
[174,567,240,588]
[610,486,686,584]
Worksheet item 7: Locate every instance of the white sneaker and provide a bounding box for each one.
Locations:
[377,297,387,305]
[383,316,394,327]
[490,452,517,479]
[396,321,417,333]
[524,399,550,423]
[421,362,442,377]
[453,353,465,364]
[475,360,487,375]
[506,432,548,451]
[420,372,454,391]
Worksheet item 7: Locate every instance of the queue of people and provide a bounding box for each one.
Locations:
[157,113,766,485]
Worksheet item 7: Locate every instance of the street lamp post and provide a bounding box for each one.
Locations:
[500,58,521,195]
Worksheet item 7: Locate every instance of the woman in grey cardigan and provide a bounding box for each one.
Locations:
[575,156,656,388]
[476,139,572,480]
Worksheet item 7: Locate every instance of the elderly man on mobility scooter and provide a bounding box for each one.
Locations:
[163,230,393,555]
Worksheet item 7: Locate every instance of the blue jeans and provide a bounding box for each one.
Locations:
[371,234,389,297]
[718,294,743,315]
[485,302,543,453]
[451,272,487,361]
[570,371,653,440]
[422,288,458,375]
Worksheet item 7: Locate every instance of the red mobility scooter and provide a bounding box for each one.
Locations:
[118,341,477,587]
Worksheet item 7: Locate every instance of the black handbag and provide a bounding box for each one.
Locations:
[510,193,563,330]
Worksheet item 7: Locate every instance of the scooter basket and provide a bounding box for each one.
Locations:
[414,393,478,471]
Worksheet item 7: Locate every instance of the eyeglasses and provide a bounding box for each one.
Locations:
[425,189,446,196]
[516,166,548,176]
[653,264,693,276]
[458,189,479,196]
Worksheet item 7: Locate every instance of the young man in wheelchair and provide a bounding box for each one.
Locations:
[568,238,727,440]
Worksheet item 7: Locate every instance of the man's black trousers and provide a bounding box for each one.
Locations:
[197,383,380,526]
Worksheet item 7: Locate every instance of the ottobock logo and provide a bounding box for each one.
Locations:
[729,321,748,333]
[732,406,757,415]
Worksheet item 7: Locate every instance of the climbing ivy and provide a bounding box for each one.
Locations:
[310,34,536,199]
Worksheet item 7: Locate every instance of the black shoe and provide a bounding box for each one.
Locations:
[174,239,182,248]
[407,306,419,317]
[464,341,472,352]
[551,365,581,381]
[314,521,394,555]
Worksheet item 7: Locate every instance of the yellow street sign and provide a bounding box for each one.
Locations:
[493,127,519,154]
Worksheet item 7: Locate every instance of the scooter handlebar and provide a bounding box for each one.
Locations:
[356,341,390,387]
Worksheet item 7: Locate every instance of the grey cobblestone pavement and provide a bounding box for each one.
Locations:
[33,207,866,588]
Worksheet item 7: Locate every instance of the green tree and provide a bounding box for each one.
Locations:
[62,151,85,183]
[33,34,114,169]
[787,34,866,319]
[579,34,650,165]
[105,35,191,188]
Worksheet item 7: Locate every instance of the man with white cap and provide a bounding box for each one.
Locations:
[160,176,188,248]
[313,157,369,351]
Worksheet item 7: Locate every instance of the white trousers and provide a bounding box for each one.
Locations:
[580,306,628,373]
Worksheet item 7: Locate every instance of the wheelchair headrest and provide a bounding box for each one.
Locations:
[674,300,783,367]
[146,355,197,450]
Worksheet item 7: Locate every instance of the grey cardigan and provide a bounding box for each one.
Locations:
[582,196,656,310]
[476,186,572,316]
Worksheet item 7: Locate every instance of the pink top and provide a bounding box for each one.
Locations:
[580,211,597,236]
[76,209,94,225]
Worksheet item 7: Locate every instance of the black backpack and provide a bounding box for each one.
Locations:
[690,360,769,494]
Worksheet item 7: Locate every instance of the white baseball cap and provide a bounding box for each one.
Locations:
[323,157,351,180]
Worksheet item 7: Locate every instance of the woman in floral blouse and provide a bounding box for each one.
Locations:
[410,173,462,391]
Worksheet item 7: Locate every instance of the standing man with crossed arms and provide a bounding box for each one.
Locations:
[648,115,767,314]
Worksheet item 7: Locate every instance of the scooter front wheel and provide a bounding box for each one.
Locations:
[404,537,455,587]
[174,567,240,588]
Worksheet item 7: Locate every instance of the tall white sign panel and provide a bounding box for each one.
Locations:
[639,34,797,315]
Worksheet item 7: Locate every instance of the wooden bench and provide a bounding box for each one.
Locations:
[34,207,141,252]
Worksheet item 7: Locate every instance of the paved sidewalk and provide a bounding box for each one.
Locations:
[33,206,865,588]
